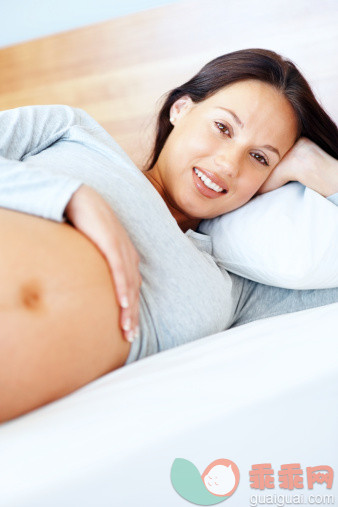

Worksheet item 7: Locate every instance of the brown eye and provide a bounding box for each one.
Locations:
[215,121,231,136]
[251,153,269,166]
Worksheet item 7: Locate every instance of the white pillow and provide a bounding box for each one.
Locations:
[197,182,338,289]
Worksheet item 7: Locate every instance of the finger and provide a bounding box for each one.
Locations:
[105,253,133,325]
[120,281,139,342]
[120,248,140,312]
[102,243,130,304]
[104,256,136,342]
[121,308,135,343]
[103,242,140,340]
[130,285,141,339]
[122,271,142,343]
[120,295,129,309]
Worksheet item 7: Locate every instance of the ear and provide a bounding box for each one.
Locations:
[169,95,194,123]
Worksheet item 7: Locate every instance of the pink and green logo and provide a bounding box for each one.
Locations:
[171,458,240,505]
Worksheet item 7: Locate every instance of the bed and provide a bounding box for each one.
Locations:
[0,302,337,506]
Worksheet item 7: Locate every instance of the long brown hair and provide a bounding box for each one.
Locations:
[144,48,338,171]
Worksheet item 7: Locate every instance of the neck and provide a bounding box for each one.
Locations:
[143,170,201,233]
[173,212,201,233]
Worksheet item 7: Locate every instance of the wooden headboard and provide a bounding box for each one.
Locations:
[0,0,336,170]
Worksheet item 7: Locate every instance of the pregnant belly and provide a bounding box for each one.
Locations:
[0,208,130,421]
[0,208,117,316]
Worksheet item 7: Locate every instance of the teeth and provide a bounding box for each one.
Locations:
[194,168,224,192]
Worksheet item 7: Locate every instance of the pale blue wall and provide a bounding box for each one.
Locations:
[0,0,180,49]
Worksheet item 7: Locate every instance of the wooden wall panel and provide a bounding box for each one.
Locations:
[0,0,337,170]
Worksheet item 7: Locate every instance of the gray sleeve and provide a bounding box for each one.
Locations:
[327,192,338,206]
[0,104,92,222]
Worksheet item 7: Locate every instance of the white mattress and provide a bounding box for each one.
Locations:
[0,302,337,506]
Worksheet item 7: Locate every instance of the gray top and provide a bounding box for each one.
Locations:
[1,104,337,364]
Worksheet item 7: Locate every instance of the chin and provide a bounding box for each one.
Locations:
[176,197,200,218]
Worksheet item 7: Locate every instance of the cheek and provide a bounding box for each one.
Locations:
[240,169,267,193]
[171,122,217,162]
[235,168,271,204]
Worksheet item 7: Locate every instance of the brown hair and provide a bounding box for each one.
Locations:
[144,48,338,171]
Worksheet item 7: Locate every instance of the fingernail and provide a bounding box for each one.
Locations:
[134,325,140,340]
[121,296,129,309]
[126,330,134,343]
[122,318,131,331]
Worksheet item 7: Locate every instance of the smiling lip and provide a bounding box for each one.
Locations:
[192,168,226,199]
[194,167,229,192]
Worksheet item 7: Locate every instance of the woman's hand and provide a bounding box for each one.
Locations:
[64,184,141,343]
[255,137,338,197]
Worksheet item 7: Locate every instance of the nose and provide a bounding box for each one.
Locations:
[214,149,241,178]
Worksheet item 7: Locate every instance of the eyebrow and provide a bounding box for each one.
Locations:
[214,106,281,159]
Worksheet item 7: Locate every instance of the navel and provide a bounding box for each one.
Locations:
[20,279,44,312]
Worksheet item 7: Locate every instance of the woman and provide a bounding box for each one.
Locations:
[0,48,337,423]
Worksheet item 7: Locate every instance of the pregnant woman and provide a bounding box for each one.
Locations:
[1,48,337,423]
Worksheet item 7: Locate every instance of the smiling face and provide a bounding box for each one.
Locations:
[145,79,299,231]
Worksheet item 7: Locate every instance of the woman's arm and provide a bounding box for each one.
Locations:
[0,104,101,221]
[0,158,82,221]
[288,138,338,198]
[256,137,338,204]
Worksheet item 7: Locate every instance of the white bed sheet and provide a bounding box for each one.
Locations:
[0,302,337,506]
